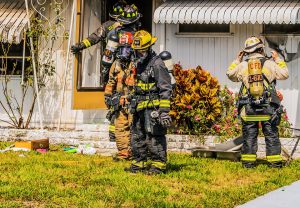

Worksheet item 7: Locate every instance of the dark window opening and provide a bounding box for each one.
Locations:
[0,41,31,76]
[263,24,300,34]
[179,24,230,33]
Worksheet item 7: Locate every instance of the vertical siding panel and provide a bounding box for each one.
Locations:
[219,37,228,85]
[196,37,203,68]
[166,24,178,64]
[291,40,298,89]
[189,38,196,68]
[208,38,215,74]
[240,24,247,49]
[201,37,209,70]
[214,38,222,82]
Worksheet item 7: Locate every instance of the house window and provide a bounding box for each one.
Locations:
[263,24,300,34]
[0,41,30,76]
[76,0,104,91]
[178,24,230,33]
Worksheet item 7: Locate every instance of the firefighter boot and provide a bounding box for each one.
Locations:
[124,161,146,173]
[268,161,283,168]
[242,162,256,169]
[147,166,166,175]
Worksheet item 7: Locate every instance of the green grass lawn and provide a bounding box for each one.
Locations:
[0,143,300,208]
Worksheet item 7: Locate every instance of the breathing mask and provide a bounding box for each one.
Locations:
[116,46,133,62]
[134,48,149,64]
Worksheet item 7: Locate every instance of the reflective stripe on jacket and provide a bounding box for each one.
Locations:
[134,54,172,112]
[80,20,120,48]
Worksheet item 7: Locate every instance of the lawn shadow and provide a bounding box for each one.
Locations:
[167,163,189,172]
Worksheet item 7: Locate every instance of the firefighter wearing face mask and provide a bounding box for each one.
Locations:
[125,30,172,174]
[227,36,289,168]
[103,4,141,143]
[101,4,141,82]
[104,31,135,160]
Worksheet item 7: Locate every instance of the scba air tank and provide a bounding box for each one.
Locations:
[102,33,119,67]
[248,58,264,100]
[159,51,175,86]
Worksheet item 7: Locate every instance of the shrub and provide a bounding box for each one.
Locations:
[170,64,222,135]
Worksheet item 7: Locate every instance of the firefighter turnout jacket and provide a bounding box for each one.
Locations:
[134,51,172,112]
[104,59,135,159]
[80,20,121,49]
[226,53,289,121]
[227,53,288,88]
[104,60,135,102]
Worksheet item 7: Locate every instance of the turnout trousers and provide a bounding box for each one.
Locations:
[115,109,133,159]
[130,110,167,171]
[241,120,282,165]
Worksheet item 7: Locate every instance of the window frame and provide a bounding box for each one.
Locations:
[262,24,300,36]
[175,24,234,38]
[75,0,105,92]
[0,40,31,77]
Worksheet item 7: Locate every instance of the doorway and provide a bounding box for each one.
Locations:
[105,0,153,33]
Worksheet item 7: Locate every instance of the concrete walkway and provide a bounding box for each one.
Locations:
[238,180,300,208]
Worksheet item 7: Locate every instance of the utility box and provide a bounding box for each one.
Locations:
[15,139,49,150]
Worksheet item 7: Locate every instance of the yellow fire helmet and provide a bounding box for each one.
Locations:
[131,30,158,50]
[244,36,264,53]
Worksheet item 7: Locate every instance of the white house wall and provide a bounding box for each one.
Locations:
[153,23,300,129]
[0,0,107,129]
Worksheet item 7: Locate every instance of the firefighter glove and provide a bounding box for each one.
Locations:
[105,95,112,108]
[71,43,85,54]
[160,112,172,128]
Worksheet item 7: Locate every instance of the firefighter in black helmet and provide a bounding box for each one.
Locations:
[70,1,127,54]
[101,4,141,85]
[125,30,172,174]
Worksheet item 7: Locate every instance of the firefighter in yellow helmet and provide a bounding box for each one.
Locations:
[104,32,135,160]
[227,36,289,168]
[125,30,172,174]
